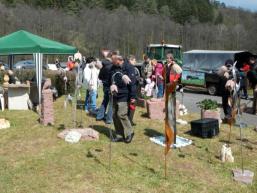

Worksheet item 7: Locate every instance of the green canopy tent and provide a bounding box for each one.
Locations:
[0,30,77,54]
[0,30,77,111]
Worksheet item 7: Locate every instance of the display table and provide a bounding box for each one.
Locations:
[3,84,30,110]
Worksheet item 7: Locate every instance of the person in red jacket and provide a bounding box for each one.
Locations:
[67,56,75,71]
[240,59,251,99]
[241,62,250,72]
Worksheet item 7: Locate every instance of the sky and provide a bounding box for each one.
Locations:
[219,0,257,12]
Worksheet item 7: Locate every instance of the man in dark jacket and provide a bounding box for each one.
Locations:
[96,51,113,123]
[247,57,257,89]
[218,60,233,119]
[128,55,142,126]
[109,54,137,143]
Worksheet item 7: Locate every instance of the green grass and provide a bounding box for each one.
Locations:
[0,90,257,193]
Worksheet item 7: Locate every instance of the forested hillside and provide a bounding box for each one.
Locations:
[0,0,256,57]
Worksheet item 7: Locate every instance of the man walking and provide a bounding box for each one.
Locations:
[109,54,136,143]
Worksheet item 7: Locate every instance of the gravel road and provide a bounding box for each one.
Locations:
[177,88,256,127]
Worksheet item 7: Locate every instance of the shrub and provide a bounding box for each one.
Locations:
[197,99,219,110]
[0,69,76,96]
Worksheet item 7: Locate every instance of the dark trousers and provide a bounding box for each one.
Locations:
[113,100,133,138]
[240,76,248,97]
[96,85,112,122]
[157,83,164,98]
[222,94,232,117]
[128,108,135,124]
[241,86,248,97]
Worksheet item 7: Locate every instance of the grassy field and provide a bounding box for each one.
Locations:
[0,91,257,193]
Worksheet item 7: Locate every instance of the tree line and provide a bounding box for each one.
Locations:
[1,0,223,24]
[0,1,256,60]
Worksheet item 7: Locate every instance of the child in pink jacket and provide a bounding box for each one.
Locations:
[151,60,164,98]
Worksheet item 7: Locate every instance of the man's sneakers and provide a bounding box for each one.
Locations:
[124,133,134,144]
[111,133,135,143]
[111,135,124,142]
[105,120,113,125]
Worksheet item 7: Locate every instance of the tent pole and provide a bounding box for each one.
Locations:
[46,55,48,67]
[8,55,14,70]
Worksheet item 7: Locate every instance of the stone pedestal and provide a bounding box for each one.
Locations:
[147,98,165,120]
[146,98,179,120]
[41,89,54,126]
[58,128,99,141]
[4,84,30,110]
[136,98,147,108]
[201,108,222,127]
[232,169,254,184]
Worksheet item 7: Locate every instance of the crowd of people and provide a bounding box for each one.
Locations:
[218,56,257,120]
[66,50,182,143]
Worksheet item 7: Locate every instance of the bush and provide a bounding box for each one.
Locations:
[197,99,219,110]
[43,70,76,95]
[0,69,76,96]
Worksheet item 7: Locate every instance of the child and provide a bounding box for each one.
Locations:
[83,58,100,114]
[144,78,155,97]
[152,60,164,98]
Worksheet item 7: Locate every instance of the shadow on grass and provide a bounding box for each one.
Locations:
[144,128,162,137]
[140,113,149,118]
[57,124,66,130]
[219,139,234,145]
[93,124,114,139]
[184,130,192,135]
[77,100,84,110]
[122,153,156,174]
[86,149,108,169]
[235,137,257,149]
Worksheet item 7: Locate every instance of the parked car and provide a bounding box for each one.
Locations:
[43,63,58,71]
[0,60,9,70]
[59,62,67,69]
[181,50,253,95]
[14,60,35,69]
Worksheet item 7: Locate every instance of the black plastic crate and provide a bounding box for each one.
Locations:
[190,118,219,138]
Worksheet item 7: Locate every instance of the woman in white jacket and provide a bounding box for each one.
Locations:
[83,59,101,114]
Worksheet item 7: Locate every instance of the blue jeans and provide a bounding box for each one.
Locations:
[96,86,113,123]
[157,83,164,98]
[85,90,97,113]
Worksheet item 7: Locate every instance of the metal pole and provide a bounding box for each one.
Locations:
[164,150,167,179]
[237,93,244,173]
[73,87,77,129]
[239,120,244,173]
[73,62,80,129]
[181,87,184,105]
[77,61,83,128]
[108,93,114,171]
[108,72,123,170]
[62,69,70,129]
[173,90,177,144]
[64,70,67,109]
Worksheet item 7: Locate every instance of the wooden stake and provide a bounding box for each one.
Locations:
[164,151,167,179]
[228,122,232,145]
[109,127,112,171]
